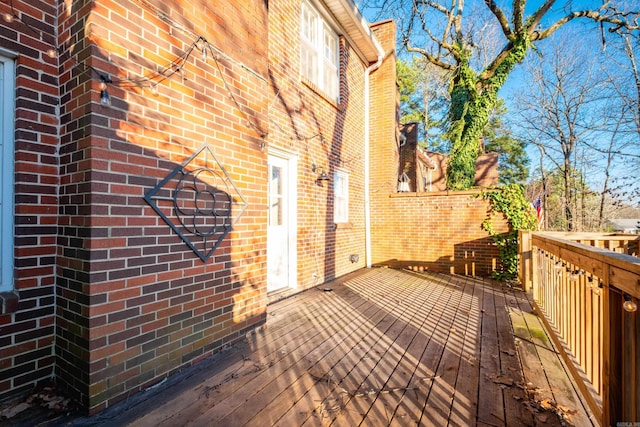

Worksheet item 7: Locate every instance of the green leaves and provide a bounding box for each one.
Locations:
[445,34,531,191]
[480,184,538,280]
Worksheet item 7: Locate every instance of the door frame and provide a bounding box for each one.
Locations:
[0,52,15,292]
[267,146,298,292]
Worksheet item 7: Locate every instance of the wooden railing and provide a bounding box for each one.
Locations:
[519,232,640,426]
[532,232,639,256]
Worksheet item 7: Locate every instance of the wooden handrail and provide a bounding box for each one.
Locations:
[519,231,640,426]
[536,232,640,258]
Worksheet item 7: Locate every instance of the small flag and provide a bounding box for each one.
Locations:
[531,195,543,228]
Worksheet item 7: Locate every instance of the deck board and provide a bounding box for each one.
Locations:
[380,273,455,427]
[495,285,534,426]
[419,275,472,426]
[198,279,385,425]
[337,273,449,426]
[447,275,482,427]
[116,268,594,427]
[477,279,506,426]
[266,280,404,426]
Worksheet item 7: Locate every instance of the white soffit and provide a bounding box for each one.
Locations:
[322,0,383,63]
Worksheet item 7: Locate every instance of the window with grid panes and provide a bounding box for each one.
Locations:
[300,0,339,100]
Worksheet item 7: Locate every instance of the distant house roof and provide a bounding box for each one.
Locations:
[606,218,640,233]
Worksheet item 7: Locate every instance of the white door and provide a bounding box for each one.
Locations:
[267,154,297,292]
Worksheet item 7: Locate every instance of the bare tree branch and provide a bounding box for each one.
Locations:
[535,10,640,41]
[513,0,524,34]
[421,15,457,56]
[624,35,640,135]
[526,0,555,35]
[441,0,457,55]
[484,0,513,39]
[580,139,640,159]
[453,0,465,40]
[406,45,456,70]
[415,0,451,15]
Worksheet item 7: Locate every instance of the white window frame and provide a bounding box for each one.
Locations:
[333,170,349,223]
[300,0,339,100]
[0,53,15,292]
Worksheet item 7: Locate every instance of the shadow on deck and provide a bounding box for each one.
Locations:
[34,268,595,426]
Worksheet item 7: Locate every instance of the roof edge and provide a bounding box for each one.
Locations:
[324,0,384,63]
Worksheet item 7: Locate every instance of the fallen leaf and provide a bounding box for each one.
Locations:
[0,402,31,419]
[491,375,514,386]
[540,398,555,410]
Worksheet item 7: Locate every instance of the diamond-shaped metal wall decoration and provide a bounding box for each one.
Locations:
[144,144,248,262]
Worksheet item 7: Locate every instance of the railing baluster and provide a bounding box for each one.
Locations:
[522,231,640,425]
[578,272,584,373]
[570,269,577,363]
[586,281,593,388]
[591,285,604,395]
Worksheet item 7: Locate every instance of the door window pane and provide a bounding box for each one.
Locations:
[0,56,15,292]
[334,171,348,223]
[269,165,283,226]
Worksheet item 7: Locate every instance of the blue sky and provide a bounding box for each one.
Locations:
[359,0,639,199]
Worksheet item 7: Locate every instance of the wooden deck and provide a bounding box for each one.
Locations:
[95,268,594,426]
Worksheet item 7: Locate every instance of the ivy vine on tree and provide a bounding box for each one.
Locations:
[480,184,538,280]
[370,0,640,190]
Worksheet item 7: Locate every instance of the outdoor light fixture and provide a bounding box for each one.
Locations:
[100,88,111,106]
[570,270,584,281]
[99,75,112,106]
[593,282,603,296]
[398,172,410,192]
[201,41,208,62]
[312,164,330,182]
[623,294,638,312]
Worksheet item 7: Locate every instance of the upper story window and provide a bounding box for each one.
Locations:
[300,0,339,100]
[0,54,15,293]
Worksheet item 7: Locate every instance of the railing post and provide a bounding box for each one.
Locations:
[602,263,623,426]
[519,230,532,292]
[532,244,538,303]
[602,264,611,426]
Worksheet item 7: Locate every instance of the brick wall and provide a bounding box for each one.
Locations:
[372,117,508,276]
[0,0,59,402]
[1,0,393,413]
[371,191,509,276]
[268,1,385,293]
[54,0,269,413]
[0,0,509,415]
[369,19,401,209]
[399,123,499,192]
[368,22,508,277]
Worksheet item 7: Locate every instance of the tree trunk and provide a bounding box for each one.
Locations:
[446,37,530,190]
[538,145,547,231]
[564,155,574,231]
